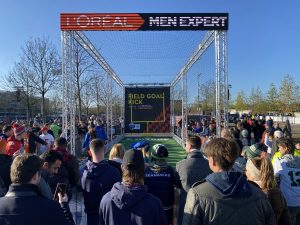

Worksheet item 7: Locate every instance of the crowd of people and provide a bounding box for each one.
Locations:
[0,115,299,225]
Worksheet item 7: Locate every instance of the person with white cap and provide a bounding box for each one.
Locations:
[39,126,54,154]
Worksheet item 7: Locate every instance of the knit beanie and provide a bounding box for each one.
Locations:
[274,130,283,139]
[266,119,273,127]
[244,143,263,159]
[151,144,168,159]
[13,123,25,136]
[241,129,248,138]
[246,159,260,181]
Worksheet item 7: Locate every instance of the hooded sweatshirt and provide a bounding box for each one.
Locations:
[182,171,276,225]
[99,182,167,225]
[82,161,121,217]
[205,171,251,198]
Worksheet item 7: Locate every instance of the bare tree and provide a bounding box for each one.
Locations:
[21,37,60,119]
[235,91,248,112]
[82,83,94,116]
[266,83,278,112]
[249,87,265,113]
[278,74,300,113]
[199,79,215,113]
[73,42,96,118]
[6,61,35,121]
[91,73,107,115]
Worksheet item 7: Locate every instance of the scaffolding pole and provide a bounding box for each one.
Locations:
[181,73,188,145]
[61,31,76,155]
[215,30,228,137]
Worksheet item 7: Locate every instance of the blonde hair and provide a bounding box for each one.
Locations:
[251,157,277,190]
[109,144,125,160]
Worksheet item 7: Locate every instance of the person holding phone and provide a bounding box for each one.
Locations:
[0,154,74,225]
[39,150,63,199]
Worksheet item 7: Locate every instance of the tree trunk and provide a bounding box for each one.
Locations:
[96,90,100,116]
[78,94,82,118]
[41,91,45,121]
[97,104,100,116]
[26,95,30,122]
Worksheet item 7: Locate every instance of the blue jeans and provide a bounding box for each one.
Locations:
[289,206,300,225]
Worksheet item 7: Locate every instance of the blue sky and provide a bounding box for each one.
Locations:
[0,0,300,98]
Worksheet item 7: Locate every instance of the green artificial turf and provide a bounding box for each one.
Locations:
[119,137,186,167]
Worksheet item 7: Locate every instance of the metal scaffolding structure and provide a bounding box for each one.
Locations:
[170,30,228,145]
[61,31,76,155]
[215,31,229,136]
[61,30,124,153]
[61,30,228,153]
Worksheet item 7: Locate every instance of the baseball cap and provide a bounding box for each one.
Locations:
[131,141,149,150]
[122,149,145,167]
[41,127,48,132]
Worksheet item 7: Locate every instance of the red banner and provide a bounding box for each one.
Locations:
[60,13,145,31]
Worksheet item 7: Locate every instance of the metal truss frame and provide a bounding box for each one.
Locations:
[170,30,228,141]
[125,83,171,87]
[61,30,124,153]
[62,29,228,153]
[61,31,76,155]
[215,31,228,136]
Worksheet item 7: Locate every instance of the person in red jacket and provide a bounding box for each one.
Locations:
[6,123,26,156]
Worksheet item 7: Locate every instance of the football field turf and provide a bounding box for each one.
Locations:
[119,137,186,167]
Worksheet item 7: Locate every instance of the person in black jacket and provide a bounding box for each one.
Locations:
[1,125,13,141]
[144,144,181,225]
[0,152,12,192]
[82,139,121,225]
[48,137,79,202]
[0,154,74,225]
[25,126,47,154]
[39,150,63,199]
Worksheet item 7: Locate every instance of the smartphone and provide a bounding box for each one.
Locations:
[53,183,68,201]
